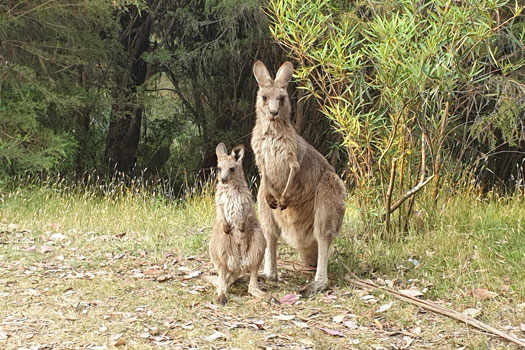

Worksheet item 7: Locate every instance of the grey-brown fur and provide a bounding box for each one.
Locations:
[251,61,346,296]
[208,143,266,305]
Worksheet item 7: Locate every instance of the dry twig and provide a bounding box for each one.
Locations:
[342,268,525,348]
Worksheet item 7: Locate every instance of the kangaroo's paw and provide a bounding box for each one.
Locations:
[300,280,329,297]
[265,193,279,209]
[278,196,288,210]
[223,221,232,234]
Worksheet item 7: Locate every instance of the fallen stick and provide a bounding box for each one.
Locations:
[342,270,525,348]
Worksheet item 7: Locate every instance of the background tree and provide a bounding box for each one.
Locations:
[267,0,525,235]
[0,0,120,177]
[104,2,163,174]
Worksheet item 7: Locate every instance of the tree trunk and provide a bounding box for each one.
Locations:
[105,95,143,173]
[104,4,152,174]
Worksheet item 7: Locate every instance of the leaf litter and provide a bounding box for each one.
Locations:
[1,224,524,349]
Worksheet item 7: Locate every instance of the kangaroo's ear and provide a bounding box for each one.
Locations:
[253,60,272,87]
[274,61,294,88]
[231,145,245,163]
[216,143,228,158]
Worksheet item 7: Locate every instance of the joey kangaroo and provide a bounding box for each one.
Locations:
[251,61,346,296]
[208,143,266,305]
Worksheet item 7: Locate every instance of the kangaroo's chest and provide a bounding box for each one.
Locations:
[217,190,248,225]
[259,136,296,190]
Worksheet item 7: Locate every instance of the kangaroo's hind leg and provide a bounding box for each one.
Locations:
[215,268,229,305]
[258,179,281,281]
[301,173,346,296]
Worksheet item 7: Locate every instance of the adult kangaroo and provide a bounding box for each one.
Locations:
[251,60,346,296]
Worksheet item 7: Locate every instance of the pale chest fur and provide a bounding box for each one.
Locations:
[216,186,251,226]
[253,127,298,193]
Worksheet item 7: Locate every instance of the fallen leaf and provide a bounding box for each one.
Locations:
[469,288,498,300]
[401,336,414,349]
[40,245,53,253]
[183,271,202,280]
[343,320,358,330]
[7,223,19,232]
[110,333,126,346]
[323,292,338,302]
[203,331,226,342]
[273,314,295,321]
[62,312,79,321]
[265,333,278,341]
[298,338,314,346]
[411,326,422,335]
[332,314,346,323]
[115,232,126,239]
[181,322,193,330]
[45,223,60,231]
[376,301,394,313]
[319,327,344,337]
[143,268,162,276]
[156,274,172,282]
[292,320,309,329]
[249,319,265,330]
[204,302,218,311]
[279,293,300,305]
[408,258,420,267]
[25,288,39,296]
[50,233,66,241]
[399,288,423,298]
[140,332,150,339]
[361,294,377,303]
[463,308,481,318]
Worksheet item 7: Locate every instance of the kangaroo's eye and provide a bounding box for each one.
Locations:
[262,95,268,102]
[229,167,235,172]
[217,167,221,172]
[278,96,285,103]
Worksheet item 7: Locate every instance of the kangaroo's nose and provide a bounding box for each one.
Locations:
[270,110,278,117]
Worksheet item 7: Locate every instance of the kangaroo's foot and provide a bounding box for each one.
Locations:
[248,286,266,298]
[259,271,278,281]
[249,270,266,298]
[216,293,227,305]
[300,280,329,297]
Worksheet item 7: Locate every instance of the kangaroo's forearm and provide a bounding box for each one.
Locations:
[281,160,299,199]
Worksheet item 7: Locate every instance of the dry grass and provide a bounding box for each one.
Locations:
[0,182,524,349]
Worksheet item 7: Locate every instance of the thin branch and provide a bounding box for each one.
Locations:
[385,158,397,233]
[342,271,525,348]
[388,175,434,215]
